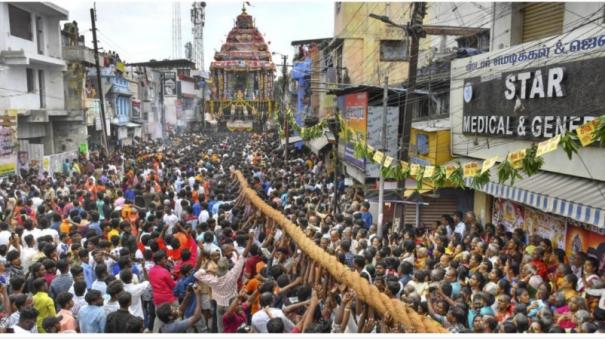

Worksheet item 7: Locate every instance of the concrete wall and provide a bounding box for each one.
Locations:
[450,24,605,181]
[53,122,87,153]
[0,3,64,58]
[335,2,411,86]
[0,66,64,110]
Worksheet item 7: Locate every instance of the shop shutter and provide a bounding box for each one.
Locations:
[522,3,564,43]
[403,196,458,228]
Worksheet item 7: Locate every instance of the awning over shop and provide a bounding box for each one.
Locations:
[304,130,335,155]
[125,122,141,128]
[404,189,432,198]
[454,157,605,229]
[280,136,303,145]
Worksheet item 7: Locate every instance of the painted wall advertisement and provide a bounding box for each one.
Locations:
[0,110,18,177]
[566,224,605,270]
[492,199,567,249]
[163,72,177,96]
[343,92,367,169]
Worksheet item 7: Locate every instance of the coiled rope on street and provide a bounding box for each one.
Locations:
[231,170,449,333]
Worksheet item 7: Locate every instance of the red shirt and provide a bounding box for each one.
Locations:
[244,255,262,277]
[531,259,549,280]
[148,264,176,305]
[223,308,247,333]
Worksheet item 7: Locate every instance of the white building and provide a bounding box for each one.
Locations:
[0,2,84,170]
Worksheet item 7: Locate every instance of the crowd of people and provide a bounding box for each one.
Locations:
[0,130,604,334]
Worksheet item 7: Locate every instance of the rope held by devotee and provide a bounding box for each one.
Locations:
[231,170,449,333]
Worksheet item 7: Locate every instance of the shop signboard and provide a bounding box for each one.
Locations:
[462,57,605,139]
[343,92,367,169]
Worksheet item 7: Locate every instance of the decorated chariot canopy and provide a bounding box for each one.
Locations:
[210,6,276,72]
[208,4,276,122]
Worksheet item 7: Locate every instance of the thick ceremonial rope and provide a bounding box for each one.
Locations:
[231,170,448,333]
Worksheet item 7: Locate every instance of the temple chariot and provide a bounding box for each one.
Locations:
[208,5,276,131]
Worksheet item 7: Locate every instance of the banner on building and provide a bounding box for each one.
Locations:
[343,92,367,169]
[493,199,525,231]
[0,110,18,176]
[524,207,567,249]
[493,199,567,249]
[164,72,177,96]
[566,224,605,267]
[132,100,141,119]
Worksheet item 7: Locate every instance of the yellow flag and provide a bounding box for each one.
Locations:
[507,149,526,169]
[576,119,599,147]
[481,156,498,174]
[445,165,457,178]
[463,162,480,177]
[400,161,409,171]
[384,156,393,168]
[366,145,375,153]
[373,151,385,164]
[536,134,561,157]
[410,163,421,176]
[423,165,435,178]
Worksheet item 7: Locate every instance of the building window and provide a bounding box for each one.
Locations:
[416,134,429,155]
[380,40,408,61]
[522,2,564,43]
[9,5,32,40]
[26,68,35,93]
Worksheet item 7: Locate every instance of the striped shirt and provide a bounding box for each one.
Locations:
[194,254,245,307]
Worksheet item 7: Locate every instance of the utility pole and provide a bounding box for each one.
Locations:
[370,5,483,161]
[90,7,109,154]
[400,2,426,161]
[377,75,388,238]
[160,72,166,140]
[281,54,288,163]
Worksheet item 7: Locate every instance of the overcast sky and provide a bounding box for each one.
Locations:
[53,0,335,70]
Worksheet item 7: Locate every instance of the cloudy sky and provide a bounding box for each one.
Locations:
[54,0,335,70]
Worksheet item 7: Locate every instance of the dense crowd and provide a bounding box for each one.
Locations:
[0,130,604,334]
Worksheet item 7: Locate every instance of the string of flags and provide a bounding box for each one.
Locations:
[270,109,605,193]
[341,114,605,192]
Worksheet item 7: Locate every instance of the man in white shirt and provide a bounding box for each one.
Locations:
[251,293,295,333]
[0,223,11,247]
[120,269,150,319]
[453,211,466,239]
[12,307,39,333]
[163,208,179,234]
[198,206,210,225]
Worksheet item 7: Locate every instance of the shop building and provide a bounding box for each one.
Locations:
[450,3,605,256]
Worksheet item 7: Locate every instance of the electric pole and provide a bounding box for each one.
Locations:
[377,75,388,238]
[281,54,288,163]
[90,7,109,154]
[400,2,426,161]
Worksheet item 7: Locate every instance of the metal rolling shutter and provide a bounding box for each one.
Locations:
[522,3,564,43]
[403,196,458,227]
